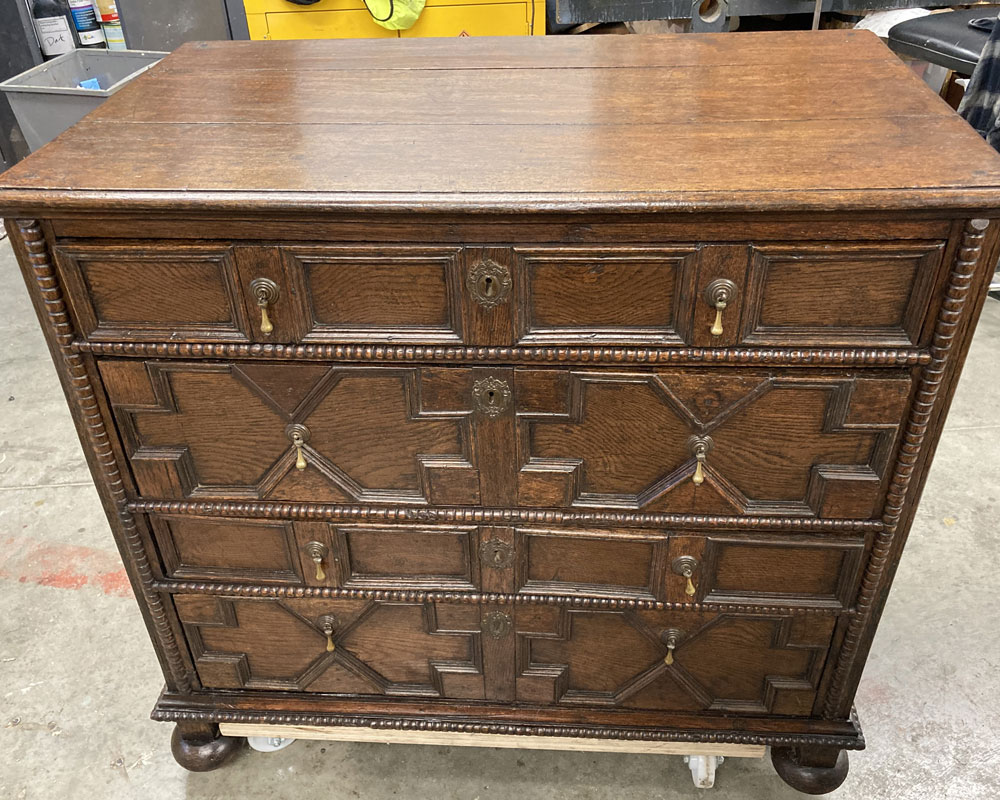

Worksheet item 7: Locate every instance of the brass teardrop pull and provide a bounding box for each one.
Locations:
[672,555,699,598]
[319,614,337,653]
[249,277,280,337]
[662,628,682,666]
[293,434,306,470]
[688,435,713,486]
[305,540,327,582]
[703,278,737,338]
[286,423,310,471]
[259,305,274,335]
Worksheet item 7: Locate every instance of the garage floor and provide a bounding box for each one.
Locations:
[1,235,998,800]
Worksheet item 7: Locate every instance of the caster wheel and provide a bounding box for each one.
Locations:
[248,735,296,753]
[683,754,724,788]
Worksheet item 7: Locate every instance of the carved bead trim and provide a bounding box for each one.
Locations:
[150,707,865,749]
[128,500,882,533]
[15,220,193,694]
[821,219,991,719]
[71,339,931,367]
[151,579,853,615]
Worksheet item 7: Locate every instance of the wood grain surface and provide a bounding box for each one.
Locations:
[2,31,1000,214]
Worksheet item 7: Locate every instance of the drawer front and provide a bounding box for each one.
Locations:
[100,360,482,505]
[514,527,863,610]
[151,515,482,591]
[61,234,946,350]
[514,246,698,346]
[151,515,305,585]
[174,595,486,698]
[516,367,913,519]
[56,242,254,342]
[666,533,865,610]
[739,241,946,347]
[152,515,862,612]
[515,607,835,716]
[286,245,467,344]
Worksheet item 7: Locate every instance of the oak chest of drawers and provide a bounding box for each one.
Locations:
[3,30,1000,794]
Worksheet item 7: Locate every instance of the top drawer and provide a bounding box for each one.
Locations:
[55,237,949,349]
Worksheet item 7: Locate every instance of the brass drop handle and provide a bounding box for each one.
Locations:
[249,277,280,336]
[286,423,310,471]
[672,555,699,598]
[688,435,713,486]
[703,278,737,338]
[292,432,307,470]
[305,540,327,582]
[318,614,337,653]
[662,628,682,666]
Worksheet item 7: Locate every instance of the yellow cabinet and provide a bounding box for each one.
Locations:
[244,0,544,39]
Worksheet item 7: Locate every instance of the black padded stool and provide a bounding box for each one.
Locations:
[887,7,997,75]
[890,8,1000,295]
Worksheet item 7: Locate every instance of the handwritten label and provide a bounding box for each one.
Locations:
[34,17,74,57]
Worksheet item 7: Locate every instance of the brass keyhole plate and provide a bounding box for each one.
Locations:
[467,259,512,308]
[480,539,514,569]
[483,611,513,639]
[473,377,511,417]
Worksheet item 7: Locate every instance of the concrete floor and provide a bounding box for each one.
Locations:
[0,234,998,800]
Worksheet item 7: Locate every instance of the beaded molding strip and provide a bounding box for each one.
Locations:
[151,706,865,749]
[73,339,931,367]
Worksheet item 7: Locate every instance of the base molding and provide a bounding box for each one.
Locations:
[152,698,865,751]
[220,722,765,758]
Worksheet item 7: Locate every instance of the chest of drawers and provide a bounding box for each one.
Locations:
[3,31,1000,794]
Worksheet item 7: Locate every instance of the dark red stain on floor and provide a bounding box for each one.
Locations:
[0,535,133,597]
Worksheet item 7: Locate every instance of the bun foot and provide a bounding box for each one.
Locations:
[771,745,849,795]
[171,722,242,772]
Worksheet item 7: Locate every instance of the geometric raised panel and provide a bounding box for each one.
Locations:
[514,606,834,716]
[668,533,866,610]
[55,242,252,342]
[517,368,912,518]
[515,246,697,345]
[174,595,485,699]
[742,242,945,347]
[152,514,302,584]
[287,245,465,344]
[514,527,665,601]
[100,361,481,505]
[330,524,479,591]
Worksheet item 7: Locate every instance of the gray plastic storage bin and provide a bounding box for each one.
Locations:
[0,49,166,152]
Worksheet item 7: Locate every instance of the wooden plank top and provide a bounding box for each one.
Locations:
[2,30,1000,215]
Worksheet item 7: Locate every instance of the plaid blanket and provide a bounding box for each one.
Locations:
[960,12,1000,150]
